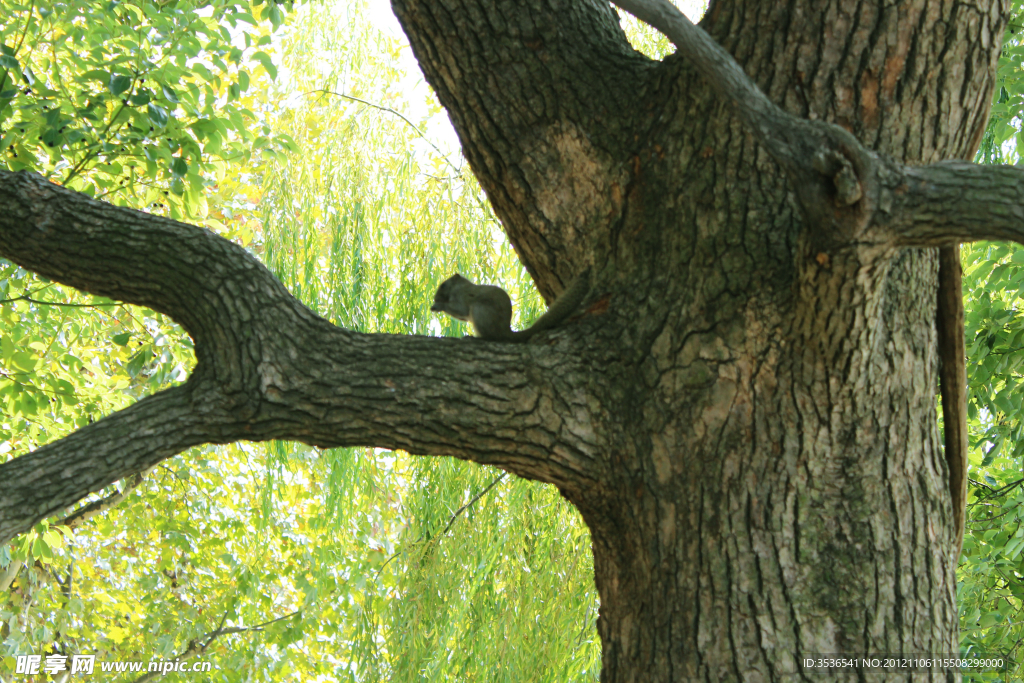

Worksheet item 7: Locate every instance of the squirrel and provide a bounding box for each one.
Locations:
[431,268,591,342]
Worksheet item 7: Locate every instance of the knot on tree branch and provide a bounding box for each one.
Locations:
[812,148,863,206]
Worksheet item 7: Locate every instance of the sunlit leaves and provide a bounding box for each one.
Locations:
[0,0,296,223]
[12,521,67,565]
[957,4,1024,673]
[963,243,1024,460]
[957,239,1024,675]
[250,50,277,81]
[986,21,1024,161]
[0,265,194,448]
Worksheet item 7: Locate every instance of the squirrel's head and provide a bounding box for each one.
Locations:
[431,274,471,315]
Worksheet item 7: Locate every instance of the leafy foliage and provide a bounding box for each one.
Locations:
[957,242,1024,682]
[980,10,1024,167]
[957,6,1024,682]
[0,0,296,222]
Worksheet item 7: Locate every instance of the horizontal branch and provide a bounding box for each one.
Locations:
[889,162,1024,246]
[0,171,602,545]
[0,331,602,545]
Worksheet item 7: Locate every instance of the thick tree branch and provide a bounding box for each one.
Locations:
[890,162,1024,245]
[0,172,297,333]
[0,385,205,543]
[0,171,601,545]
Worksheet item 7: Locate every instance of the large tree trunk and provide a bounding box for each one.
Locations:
[0,0,1014,681]
[390,0,1003,679]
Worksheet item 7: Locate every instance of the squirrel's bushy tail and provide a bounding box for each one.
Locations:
[511,268,591,341]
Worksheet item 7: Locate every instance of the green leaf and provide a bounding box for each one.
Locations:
[147,103,168,128]
[42,529,62,548]
[251,51,277,81]
[192,63,214,82]
[109,73,132,96]
[0,55,18,69]
[268,5,284,30]
[9,351,37,372]
[125,348,151,377]
[978,612,1000,628]
[76,69,110,83]
[49,378,75,397]
[41,129,62,148]
[161,84,179,104]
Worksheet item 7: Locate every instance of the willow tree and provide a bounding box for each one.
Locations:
[0,0,1018,679]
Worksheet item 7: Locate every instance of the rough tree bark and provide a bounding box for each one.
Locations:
[0,0,1017,680]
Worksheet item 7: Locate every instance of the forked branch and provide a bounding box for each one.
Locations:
[610,0,880,227]
[0,171,600,546]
